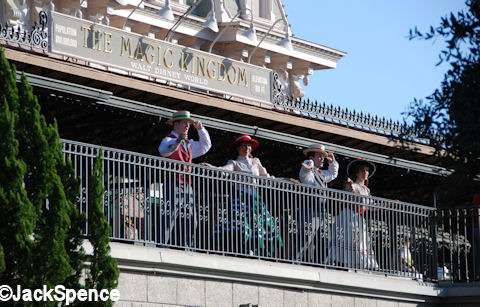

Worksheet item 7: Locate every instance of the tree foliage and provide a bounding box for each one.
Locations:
[16,72,73,293]
[0,97,36,287]
[401,0,480,207]
[0,49,36,289]
[0,48,118,305]
[81,153,119,307]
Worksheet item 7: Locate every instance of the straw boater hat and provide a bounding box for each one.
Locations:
[303,144,328,157]
[346,158,376,178]
[167,110,196,125]
[230,134,259,151]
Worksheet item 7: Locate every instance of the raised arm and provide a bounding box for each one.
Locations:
[190,121,212,158]
[323,153,339,183]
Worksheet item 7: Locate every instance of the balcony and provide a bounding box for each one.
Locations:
[63,139,479,285]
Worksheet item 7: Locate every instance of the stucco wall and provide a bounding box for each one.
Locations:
[100,243,480,307]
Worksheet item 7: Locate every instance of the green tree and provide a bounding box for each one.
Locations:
[0,49,36,289]
[0,48,117,304]
[401,0,480,208]
[57,148,87,293]
[0,98,35,286]
[42,122,87,294]
[0,48,20,115]
[82,153,119,307]
[15,73,72,293]
[17,72,87,293]
[17,73,50,215]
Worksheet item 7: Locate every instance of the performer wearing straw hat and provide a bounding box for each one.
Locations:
[295,144,339,262]
[299,144,338,188]
[159,110,211,162]
[157,110,212,248]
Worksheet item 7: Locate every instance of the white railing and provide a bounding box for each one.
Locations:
[62,139,478,282]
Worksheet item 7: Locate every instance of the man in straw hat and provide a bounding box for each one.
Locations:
[159,110,211,160]
[295,144,339,262]
[299,144,338,188]
[157,110,211,248]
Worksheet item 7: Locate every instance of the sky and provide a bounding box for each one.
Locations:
[281,0,469,121]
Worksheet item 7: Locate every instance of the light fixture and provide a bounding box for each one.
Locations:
[204,13,219,32]
[278,34,293,51]
[242,18,258,44]
[164,0,218,42]
[208,8,257,53]
[158,0,174,21]
[203,0,219,32]
[248,18,293,63]
[121,0,145,30]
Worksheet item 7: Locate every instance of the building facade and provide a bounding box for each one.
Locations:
[1,0,479,306]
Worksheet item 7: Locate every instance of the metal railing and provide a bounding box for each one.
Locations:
[435,208,480,283]
[0,11,48,52]
[62,139,478,282]
[271,89,439,144]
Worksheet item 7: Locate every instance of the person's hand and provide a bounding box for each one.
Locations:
[169,134,186,151]
[301,160,314,169]
[177,133,187,143]
[193,120,203,130]
[199,162,214,167]
[346,177,354,187]
[326,152,335,164]
[284,178,299,184]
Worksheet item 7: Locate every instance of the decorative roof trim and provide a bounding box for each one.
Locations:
[0,11,48,52]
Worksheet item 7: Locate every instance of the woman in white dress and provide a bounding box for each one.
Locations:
[329,158,379,270]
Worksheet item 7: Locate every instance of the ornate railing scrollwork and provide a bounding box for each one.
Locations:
[272,72,292,107]
[270,72,431,141]
[0,11,48,52]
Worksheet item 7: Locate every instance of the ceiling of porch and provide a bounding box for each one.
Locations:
[6,50,446,207]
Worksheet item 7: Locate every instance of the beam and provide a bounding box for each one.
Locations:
[5,48,434,155]
[17,71,450,177]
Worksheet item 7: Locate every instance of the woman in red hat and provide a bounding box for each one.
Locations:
[202,134,287,256]
[329,158,379,270]
[201,134,271,176]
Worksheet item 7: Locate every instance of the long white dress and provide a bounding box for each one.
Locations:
[329,180,379,269]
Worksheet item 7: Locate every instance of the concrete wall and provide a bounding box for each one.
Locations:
[104,243,480,307]
[114,271,419,307]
